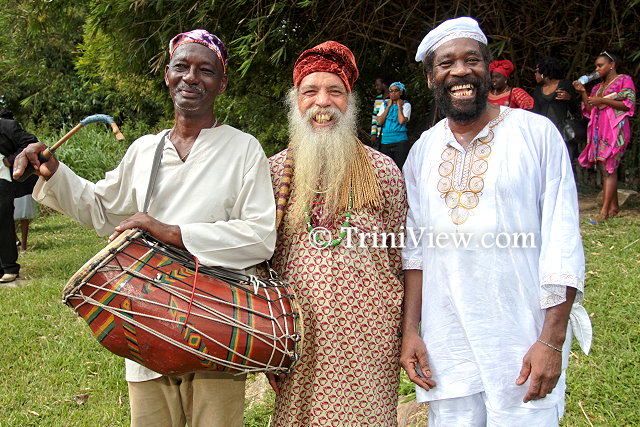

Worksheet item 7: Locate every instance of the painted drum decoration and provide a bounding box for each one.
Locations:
[63,229,302,376]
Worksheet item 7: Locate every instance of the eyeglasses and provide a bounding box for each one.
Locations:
[389,89,401,93]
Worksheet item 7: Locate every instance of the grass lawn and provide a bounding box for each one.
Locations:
[0,193,638,426]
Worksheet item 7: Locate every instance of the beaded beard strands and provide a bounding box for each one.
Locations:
[277,140,381,235]
[302,142,379,248]
[437,109,511,226]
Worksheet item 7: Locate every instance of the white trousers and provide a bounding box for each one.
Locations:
[428,391,561,427]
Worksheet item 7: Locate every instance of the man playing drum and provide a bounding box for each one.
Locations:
[13,30,276,427]
[267,41,407,426]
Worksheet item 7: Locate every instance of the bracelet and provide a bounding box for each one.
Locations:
[536,339,562,353]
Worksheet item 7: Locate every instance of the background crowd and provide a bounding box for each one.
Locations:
[370,49,635,225]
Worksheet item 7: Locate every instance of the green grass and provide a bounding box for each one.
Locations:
[0,213,128,426]
[1,198,638,425]
[561,212,640,426]
[395,204,640,426]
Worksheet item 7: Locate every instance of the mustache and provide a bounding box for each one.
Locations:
[304,106,343,120]
[175,83,205,95]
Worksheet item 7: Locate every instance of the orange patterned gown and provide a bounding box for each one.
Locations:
[269,147,406,426]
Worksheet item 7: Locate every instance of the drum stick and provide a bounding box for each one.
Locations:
[16,114,125,182]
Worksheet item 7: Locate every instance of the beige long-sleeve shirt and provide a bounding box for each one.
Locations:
[34,124,276,381]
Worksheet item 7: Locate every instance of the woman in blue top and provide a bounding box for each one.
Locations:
[377,81,412,169]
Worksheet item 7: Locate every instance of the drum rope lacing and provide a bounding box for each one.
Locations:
[69,236,301,373]
[183,255,200,328]
[75,274,296,372]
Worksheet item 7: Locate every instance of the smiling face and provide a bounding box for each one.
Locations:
[428,38,491,123]
[297,72,349,131]
[165,43,228,114]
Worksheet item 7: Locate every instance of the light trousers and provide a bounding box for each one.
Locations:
[428,392,561,427]
[128,372,246,427]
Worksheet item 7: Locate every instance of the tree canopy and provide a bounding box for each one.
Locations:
[1,0,638,164]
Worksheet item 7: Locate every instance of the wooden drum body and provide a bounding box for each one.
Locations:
[63,229,301,376]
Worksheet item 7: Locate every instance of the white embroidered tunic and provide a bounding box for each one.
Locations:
[34,125,276,382]
[402,107,590,411]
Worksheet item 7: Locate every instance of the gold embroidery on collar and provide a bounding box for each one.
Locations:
[437,110,511,225]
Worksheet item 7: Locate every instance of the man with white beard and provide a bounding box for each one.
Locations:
[267,41,407,426]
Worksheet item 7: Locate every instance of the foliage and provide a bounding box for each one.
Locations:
[76,0,640,177]
[45,121,158,182]
[0,0,639,181]
[0,0,98,125]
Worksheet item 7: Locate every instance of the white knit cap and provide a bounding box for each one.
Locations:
[415,17,487,62]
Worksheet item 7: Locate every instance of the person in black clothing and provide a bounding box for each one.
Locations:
[0,110,39,282]
[533,58,583,163]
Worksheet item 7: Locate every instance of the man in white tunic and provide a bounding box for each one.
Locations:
[13,30,275,427]
[400,17,591,426]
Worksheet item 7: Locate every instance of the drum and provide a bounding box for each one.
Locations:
[63,228,301,376]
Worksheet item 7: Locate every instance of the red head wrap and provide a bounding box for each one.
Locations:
[489,59,515,79]
[293,41,359,92]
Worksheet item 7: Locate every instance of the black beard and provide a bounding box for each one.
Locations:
[433,74,491,123]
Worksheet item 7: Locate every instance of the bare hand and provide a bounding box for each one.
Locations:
[266,372,287,396]
[400,332,436,391]
[12,142,59,180]
[587,96,606,107]
[555,90,571,101]
[397,99,405,107]
[572,81,586,93]
[110,213,183,248]
[516,341,562,402]
[370,134,377,145]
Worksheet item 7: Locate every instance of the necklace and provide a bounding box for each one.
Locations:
[176,119,218,162]
[305,193,353,248]
[597,75,620,97]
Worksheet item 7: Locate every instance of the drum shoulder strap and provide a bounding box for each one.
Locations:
[143,131,168,214]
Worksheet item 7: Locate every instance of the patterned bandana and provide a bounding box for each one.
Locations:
[415,17,487,62]
[169,29,228,74]
[490,59,515,79]
[390,81,406,93]
[293,41,359,92]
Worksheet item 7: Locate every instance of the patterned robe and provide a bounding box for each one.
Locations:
[269,147,406,426]
[578,74,636,174]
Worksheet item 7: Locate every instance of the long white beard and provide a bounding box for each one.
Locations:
[286,87,359,225]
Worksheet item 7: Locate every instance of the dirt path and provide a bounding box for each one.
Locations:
[579,190,640,221]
